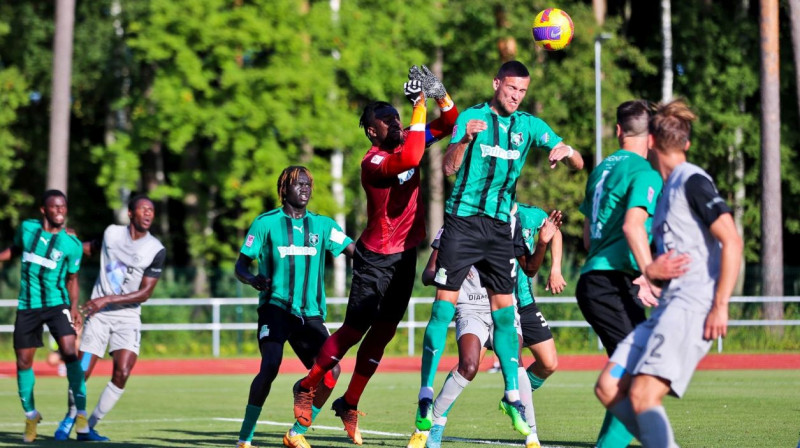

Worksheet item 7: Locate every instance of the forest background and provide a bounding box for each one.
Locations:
[0,0,798,355]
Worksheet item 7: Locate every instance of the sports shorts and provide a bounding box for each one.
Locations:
[342,241,417,332]
[455,305,522,351]
[518,303,553,347]
[81,311,142,357]
[257,304,331,369]
[610,304,712,398]
[575,270,646,355]
[14,304,76,349]
[435,214,520,294]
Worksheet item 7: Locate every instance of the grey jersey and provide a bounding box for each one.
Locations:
[653,163,731,313]
[91,224,166,317]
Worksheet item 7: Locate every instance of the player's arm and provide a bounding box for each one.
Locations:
[517,210,562,277]
[367,82,428,178]
[0,245,21,262]
[82,238,102,257]
[408,64,459,147]
[703,213,742,340]
[545,228,566,294]
[582,217,591,251]
[421,248,438,286]
[66,272,83,330]
[443,119,487,176]
[234,253,270,292]
[82,248,166,316]
[548,141,584,170]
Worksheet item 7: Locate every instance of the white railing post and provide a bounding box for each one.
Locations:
[212,300,221,357]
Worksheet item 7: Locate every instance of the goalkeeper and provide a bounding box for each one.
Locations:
[293,65,458,446]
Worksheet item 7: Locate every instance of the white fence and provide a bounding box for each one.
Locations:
[1,296,798,356]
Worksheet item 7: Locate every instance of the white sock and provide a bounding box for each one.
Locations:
[89,381,124,428]
[637,405,677,448]
[418,387,434,401]
[504,389,520,403]
[67,389,77,418]
[517,367,536,432]
[25,410,39,419]
[432,370,470,425]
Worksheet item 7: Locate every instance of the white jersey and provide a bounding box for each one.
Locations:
[456,267,490,313]
[91,224,166,317]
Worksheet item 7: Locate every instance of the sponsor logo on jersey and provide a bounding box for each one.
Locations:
[277,245,318,258]
[308,233,319,246]
[370,154,385,165]
[511,132,524,147]
[22,251,57,269]
[397,168,415,184]
[480,144,521,160]
[293,225,304,233]
[245,234,255,247]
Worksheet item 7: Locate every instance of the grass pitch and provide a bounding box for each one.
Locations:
[0,369,797,447]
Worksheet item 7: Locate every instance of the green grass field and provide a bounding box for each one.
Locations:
[0,370,798,447]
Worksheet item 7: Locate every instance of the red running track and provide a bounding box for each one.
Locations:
[1,353,798,378]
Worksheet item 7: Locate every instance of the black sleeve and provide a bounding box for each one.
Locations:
[685,174,732,228]
[143,248,167,278]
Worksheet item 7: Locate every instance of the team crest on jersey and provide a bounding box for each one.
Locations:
[50,249,63,262]
[398,168,415,184]
[308,233,319,246]
[511,132,524,147]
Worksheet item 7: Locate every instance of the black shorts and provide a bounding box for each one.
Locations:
[435,214,517,294]
[519,303,553,347]
[342,241,417,333]
[256,304,330,369]
[14,305,77,350]
[575,270,646,356]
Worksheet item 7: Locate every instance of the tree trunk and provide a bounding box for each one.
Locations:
[427,49,445,244]
[47,0,75,194]
[760,0,784,324]
[593,0,606,27]
[788,0,800,126]
[661,0,673,102]
[331,151,347,297]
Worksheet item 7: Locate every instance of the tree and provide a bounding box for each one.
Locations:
[47,0,75,194]
[660,0,673,102]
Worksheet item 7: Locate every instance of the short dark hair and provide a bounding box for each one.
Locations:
[41,189,66,206]
[496,60,530,80]
[650,98,697,152]
[128,194,153,212]
[277,166,313,202]
[616,100,651,137]
[359,101,396,140]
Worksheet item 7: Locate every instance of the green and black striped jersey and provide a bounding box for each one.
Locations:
[514,204,549,308]
[240,208,353,319]
[14,219,82,310]
[446,103,562,222]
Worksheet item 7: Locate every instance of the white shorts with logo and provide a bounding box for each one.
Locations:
[80,311,142,357]
[610,304,712,398]
[455,307,522,350]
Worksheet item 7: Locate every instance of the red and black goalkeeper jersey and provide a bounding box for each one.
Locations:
[358,107,458,254]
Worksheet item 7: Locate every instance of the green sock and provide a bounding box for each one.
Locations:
[596,410,635,448]
[526,369,546,391]
[17,368,35,413]
[65,361,87,411]
[238,404,262,442]
[491,306,519,392]
[421,301,456,389]
[291,405,320,435]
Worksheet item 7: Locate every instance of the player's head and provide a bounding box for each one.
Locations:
[40,189,67,228]
[128,194,155,233]
[492,61,530,116]
[616,100,651,138]
[649,98,696,154]
[278,165,313,209]
[360,101,403,148]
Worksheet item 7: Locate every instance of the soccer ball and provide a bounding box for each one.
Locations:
[532,8,574,51]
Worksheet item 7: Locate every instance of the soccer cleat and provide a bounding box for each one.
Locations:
[498,397,531,436]
[406,430,428,448]
[293,379,316,427]
[54,413,76,440]
[23,412,42,443]
[331,397,364,445]
[415,398,433,431]
[283,431,311,448]
[237,442,257,448]
[77,427,110,442]
[425,424,445,448]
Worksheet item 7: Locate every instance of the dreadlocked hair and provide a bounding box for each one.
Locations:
[650,98,697,152]
[277,165,313,203]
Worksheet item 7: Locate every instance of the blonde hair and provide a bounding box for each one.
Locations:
[649,98,697,152]
[277,166,313,203]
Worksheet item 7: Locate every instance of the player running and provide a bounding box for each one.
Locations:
[409,203,563,448]
[595,99,742,447]
[0,190,90,443]
[292,66,458,446]
[235,166,355,448]
[54,194,166,441]
[419,60,583,437]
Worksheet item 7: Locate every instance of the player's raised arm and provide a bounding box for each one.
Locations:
[517,210,562,277]
[548,141,584,170]
[408,65,459,146]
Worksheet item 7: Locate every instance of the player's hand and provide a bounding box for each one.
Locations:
[459,119,488,144]
[632,275,659,308]
[538,210,563,244]
[81,297,110,318]
[703,303,729,340]
[548,143,575,169]
[409,64,448,100]
[70,307,83,331]
[403,80,426,107]
[545,271,566,294]
[645,250,690,281]
[249,274,270,291]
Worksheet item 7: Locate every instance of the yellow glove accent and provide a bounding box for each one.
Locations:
[436,93,455,112]
[410,104,427,130]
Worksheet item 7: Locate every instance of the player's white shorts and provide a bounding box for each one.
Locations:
[80,312,142,357]
[610,304,712,397]
[455,307,522,350]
